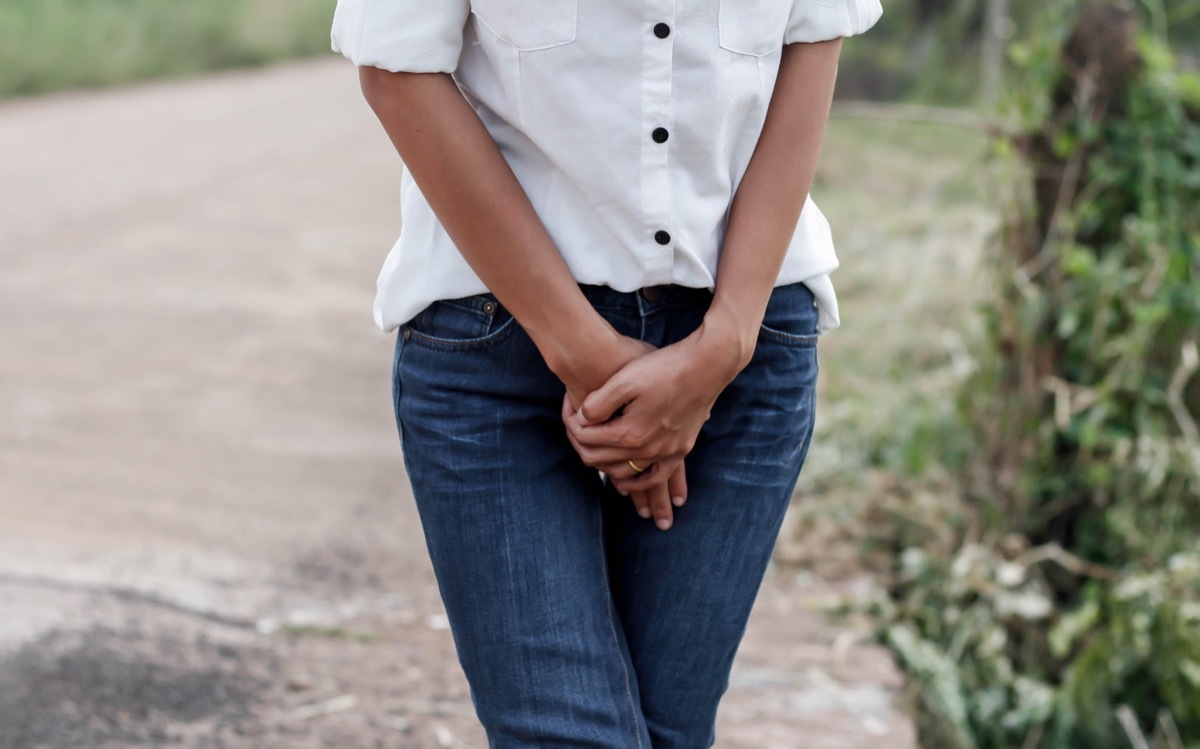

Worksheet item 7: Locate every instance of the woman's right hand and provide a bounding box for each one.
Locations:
[546,328,688,530]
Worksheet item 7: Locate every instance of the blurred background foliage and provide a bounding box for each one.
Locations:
[0,0,333,98]
[2,0,1196,103]
[830,2,1200,747]
[836,0,1200,103]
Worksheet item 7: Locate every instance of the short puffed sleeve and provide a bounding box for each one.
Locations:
[331,0,471,73]
[784,0,884,44]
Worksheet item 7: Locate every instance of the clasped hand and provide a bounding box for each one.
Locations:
[561,335,741,531]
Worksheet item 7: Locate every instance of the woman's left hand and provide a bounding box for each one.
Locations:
[562,329,746,493]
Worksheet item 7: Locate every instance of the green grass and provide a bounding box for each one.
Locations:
[0,0,335,98]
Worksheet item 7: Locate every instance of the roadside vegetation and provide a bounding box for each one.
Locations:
[3,0,1192,102]
[799,3,1200,747]
[838,0,1199,104]
[0,0,334,98]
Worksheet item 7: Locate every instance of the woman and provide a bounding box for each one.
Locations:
[331,1,882,746]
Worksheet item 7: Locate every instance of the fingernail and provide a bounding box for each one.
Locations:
[672,496,685,507]
[620,489,629,497]
[637,507,651,519]
[656,518,672,531]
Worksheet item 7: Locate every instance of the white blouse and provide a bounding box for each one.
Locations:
[331,0,883,332]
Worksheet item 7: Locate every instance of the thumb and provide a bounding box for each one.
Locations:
[580,376,635,424]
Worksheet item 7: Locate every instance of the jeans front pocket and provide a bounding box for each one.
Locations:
[471,0,578,51]
[403,295,518,350]
[719,0,793,57]
[758,282,821,348]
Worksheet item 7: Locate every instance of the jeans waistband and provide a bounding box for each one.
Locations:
[579,284,713,313]
[461,284,713,317]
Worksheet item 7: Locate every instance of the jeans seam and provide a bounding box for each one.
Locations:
[756,326,820,347]
[596,503,643,748]
[392,331,407,440]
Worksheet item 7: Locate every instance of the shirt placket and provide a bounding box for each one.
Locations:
[640,1,677,281]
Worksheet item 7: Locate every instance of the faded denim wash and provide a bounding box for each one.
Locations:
[392,282,820,748]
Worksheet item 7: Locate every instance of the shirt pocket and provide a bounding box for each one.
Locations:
[471,0,578,51]
[719,0,794,57]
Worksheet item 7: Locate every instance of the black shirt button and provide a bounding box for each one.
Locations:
[652,127,669,143]
[654,23,671,39]
[654,230,671,245]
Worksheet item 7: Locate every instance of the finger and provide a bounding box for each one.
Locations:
[566,430,597,467]
[668,463,687,508]
[569,421,633,449]
[598,462,633,480]
[563,399,618,468]
[562,398,631,453]
[567,429,646,469]
[611,460,672,493]
[647,481,674,531]
[562,393,592,431]
[630,489,652,520]
[579,376,637,425]
[602,458,659,481]
[561,392,575,423]
[565,388,587,412]
[613,460,681,493]
[585,447,642,467]
[596,455,658,478]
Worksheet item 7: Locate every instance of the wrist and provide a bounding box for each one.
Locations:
[692,305,759,381]
[530,310,622,379]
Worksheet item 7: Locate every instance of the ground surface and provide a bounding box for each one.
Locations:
[0,60,922,748]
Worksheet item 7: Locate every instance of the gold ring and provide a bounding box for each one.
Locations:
[628,460,647,474]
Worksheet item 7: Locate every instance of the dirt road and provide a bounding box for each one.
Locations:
[0,59,915,748]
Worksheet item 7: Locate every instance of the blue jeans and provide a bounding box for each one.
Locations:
[392,283,819,748]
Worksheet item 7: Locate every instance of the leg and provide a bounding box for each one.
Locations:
[395,295,650,748]
[603,282,821,748]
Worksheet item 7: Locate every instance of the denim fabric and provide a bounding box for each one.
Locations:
[392,283,819,748]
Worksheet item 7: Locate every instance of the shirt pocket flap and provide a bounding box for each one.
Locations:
[719,0,793,57]
[472,0,578,51]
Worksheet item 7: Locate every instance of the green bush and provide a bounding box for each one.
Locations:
[875,3,1200,747]
[835,0,1199,105]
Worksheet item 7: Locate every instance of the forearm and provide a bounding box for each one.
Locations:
[359,67,619,372]
[699,39,844,369]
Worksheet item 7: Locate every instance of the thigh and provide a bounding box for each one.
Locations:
[395,295,649,748]
[603,282,820,748]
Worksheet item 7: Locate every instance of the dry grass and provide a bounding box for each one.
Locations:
[779,115,999,576]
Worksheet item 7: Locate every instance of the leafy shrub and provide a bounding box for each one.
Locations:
[875,3,1200,747]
